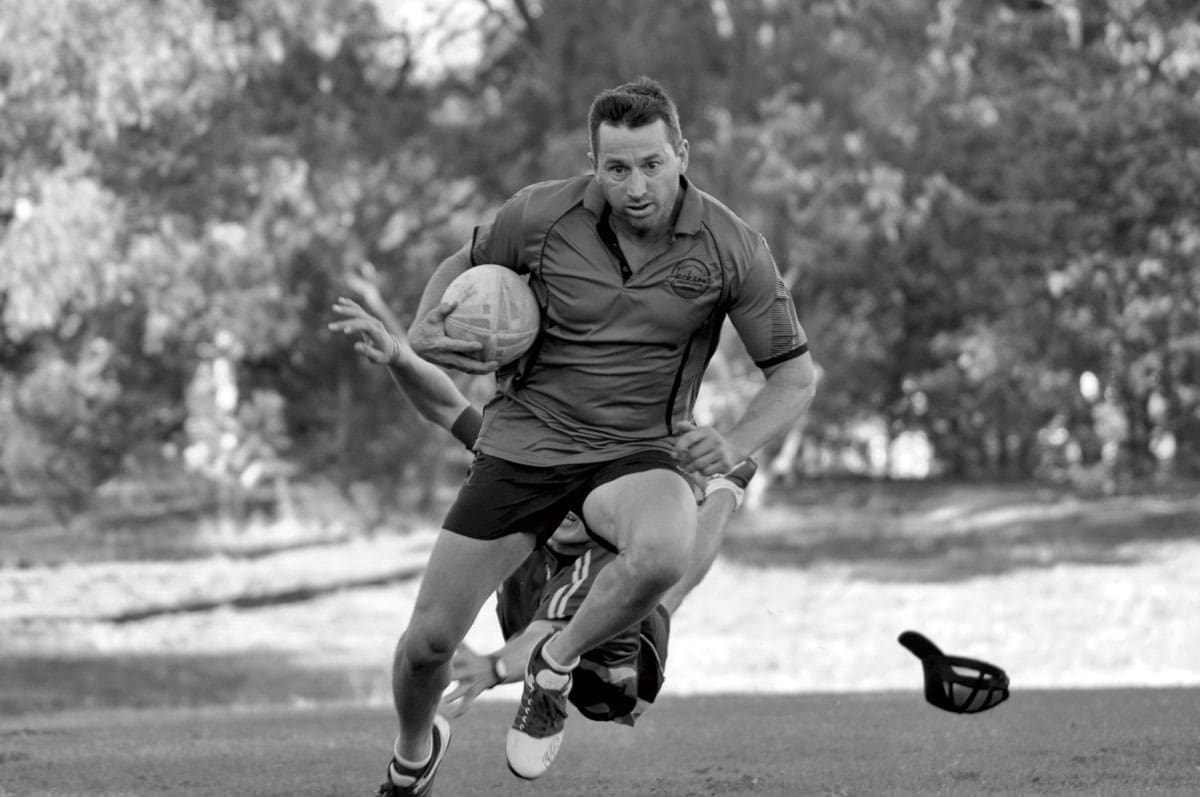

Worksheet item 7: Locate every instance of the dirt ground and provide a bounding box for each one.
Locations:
[1,690,1197,796]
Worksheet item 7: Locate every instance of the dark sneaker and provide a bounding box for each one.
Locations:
[702,457,759,508]
[725,457,758,489]
[376,714,452,797]
[506,633,572,780]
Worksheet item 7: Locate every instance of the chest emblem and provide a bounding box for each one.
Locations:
[665,258,716,299]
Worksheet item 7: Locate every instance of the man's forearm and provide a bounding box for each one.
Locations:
[494,620,560,684]
[726,354,816,458]
[386,355,471,433]
[409,244,473,336]
[660,490,737,614]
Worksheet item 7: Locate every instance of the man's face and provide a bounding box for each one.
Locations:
[590,119,688,238]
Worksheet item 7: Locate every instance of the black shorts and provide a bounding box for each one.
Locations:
[442,450,685,547]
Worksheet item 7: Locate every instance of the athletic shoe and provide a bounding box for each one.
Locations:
[506,633,572,780]
[703,457,758,507]
[724,457,758,489]
[375,714,452,797]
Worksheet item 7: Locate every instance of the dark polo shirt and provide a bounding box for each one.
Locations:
[468,174,806,466]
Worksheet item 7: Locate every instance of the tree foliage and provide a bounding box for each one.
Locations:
[2,0,1198,514]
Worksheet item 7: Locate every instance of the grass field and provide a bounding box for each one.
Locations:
[2,690,1198,796]
[2,481,1198,794]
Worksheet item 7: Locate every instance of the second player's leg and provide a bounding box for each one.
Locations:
[394,529,535,760]
[660,488,738,614]
[548,468,697,664]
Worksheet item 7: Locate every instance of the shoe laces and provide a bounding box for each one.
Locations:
[514,676,569,737]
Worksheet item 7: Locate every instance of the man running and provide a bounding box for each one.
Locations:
[330,295,756,732]
[359,76,815,794]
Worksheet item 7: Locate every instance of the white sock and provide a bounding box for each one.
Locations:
[704,476,745,509]
[390,734,431,782]
[542,633,579,672]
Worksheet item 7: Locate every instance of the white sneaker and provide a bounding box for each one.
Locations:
[506,633,572,779]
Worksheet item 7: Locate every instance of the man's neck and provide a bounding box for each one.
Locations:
[610,219,671,248]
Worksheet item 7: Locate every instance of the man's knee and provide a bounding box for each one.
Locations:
[621,536,689,594]
[398,615,458,670]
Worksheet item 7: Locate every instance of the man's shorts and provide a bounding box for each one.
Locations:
[496,545,670,727]
[443,450,684,547]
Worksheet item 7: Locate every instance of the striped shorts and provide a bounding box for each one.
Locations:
[495,545,669,726]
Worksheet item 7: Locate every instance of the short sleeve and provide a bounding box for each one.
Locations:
[469,189,533,273]
[728,235,808,368]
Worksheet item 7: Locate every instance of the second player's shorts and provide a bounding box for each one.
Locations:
[443,450,685,547]
[496,545,669,726]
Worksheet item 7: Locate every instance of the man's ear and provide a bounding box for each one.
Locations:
[587,150,597,174]
[677,138,690,172]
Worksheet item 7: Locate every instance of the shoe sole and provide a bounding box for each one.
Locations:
[505,727,562,780]
[507,761,534,781]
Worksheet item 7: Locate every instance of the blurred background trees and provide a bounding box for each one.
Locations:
[2,0,1198,522]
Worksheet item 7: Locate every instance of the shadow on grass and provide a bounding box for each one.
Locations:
[723,482,1200,583]
[0,652,386,718]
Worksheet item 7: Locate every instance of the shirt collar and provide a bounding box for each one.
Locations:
[583,175,704,238]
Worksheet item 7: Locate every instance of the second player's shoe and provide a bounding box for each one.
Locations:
[376,714,452,797]
[506,632,573,780]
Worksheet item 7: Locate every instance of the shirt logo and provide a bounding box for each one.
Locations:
[665,259,715,299]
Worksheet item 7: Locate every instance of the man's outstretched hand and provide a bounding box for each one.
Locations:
[327,296,402,365]
[440,642,500,720]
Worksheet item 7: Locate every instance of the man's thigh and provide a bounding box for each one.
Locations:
[409,529,535,645]
[581,463,697,555]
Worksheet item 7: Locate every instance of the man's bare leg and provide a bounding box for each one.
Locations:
[545,468,696,664]
[393,529,534,760]
[506,468,695,779]
[659,489,737,614]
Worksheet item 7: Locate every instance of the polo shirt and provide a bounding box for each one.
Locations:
[468,174,806,466]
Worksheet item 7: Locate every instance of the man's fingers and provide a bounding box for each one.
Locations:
[329,319,381,341]
[435,354,499,374]
[436,336,485,354]
[347,263,381,299]
[328,316,364,332]
[416,340,496,374]
[442,681,471,704]
[442,694,475,720]
[423,300,459,323]
[332,296,367,314]
[354,341,389,363]
[691,450,735,477]
[673,429,713,463]
[330,301,372,327]
[440,680,485,720]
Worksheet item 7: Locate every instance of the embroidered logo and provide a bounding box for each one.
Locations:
[665,258,715,299]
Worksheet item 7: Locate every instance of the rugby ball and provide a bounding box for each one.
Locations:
[441,264,540,365]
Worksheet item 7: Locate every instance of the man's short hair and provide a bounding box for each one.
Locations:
[588,76,683,157]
